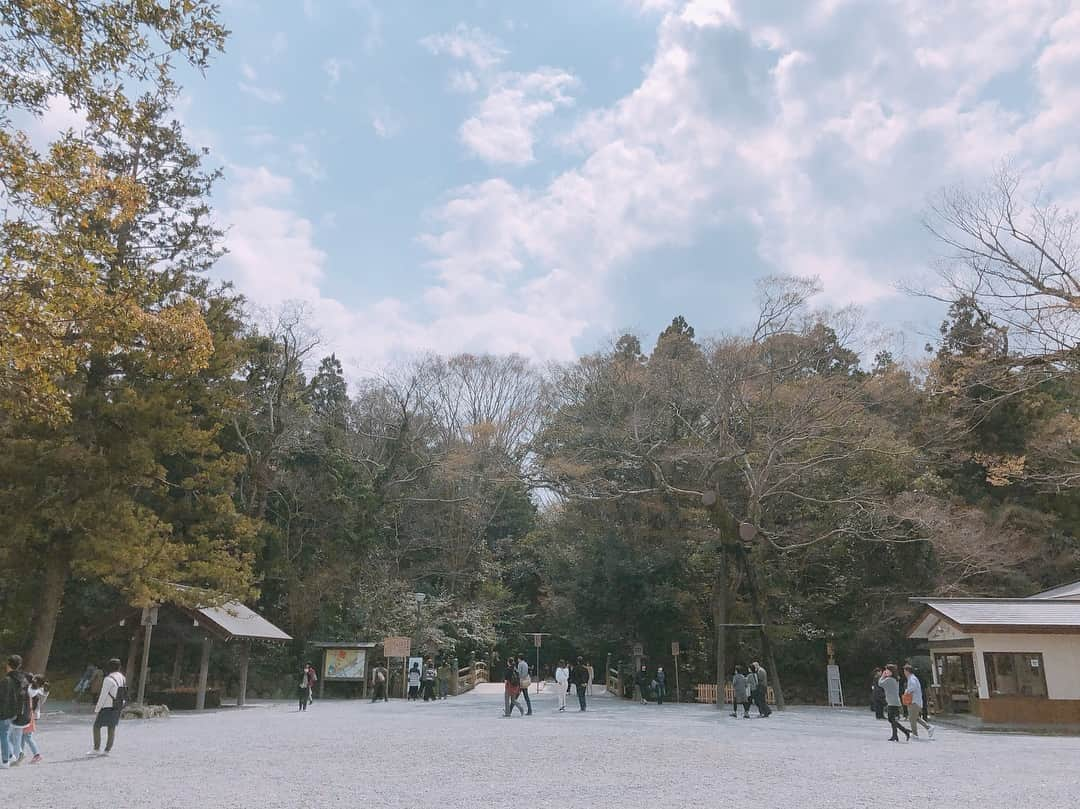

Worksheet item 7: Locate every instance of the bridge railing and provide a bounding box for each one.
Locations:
[454,660,489,695]
[606,667,621,696]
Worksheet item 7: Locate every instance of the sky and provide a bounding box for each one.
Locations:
[161,0,1080,377]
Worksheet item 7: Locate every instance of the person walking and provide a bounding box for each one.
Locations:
[305,663,317,707]
[572,657,590,711]
[903,664,935,739]
[407,661,422,701]
[503,657,524,717]
[437,660,451,700]
[554,659,569,712]
[371,662,389,703]
[634,664,650,704]
[516,654,533,716]
[870,668,886,720]
[16,675,43,764]
[731,666,751,718]
[0,655,25,768]
[655,667,667,705]
[750,661,772,718]
[880,664,910,742]
[586,661,595,695]
[745,666,759,716]
[7,667,33,766]
[421,659,438,702]
[89,658,127,756]
[297,665,311,711]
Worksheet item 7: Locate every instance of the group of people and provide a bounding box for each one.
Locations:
[504,655,592,715]
[632,664,669,704]
[872,663,935,742]
[730,662,773,718]
[406,659,448,702]
[297,662,318,711]
[0,655,47,767]
[3,653,122,767]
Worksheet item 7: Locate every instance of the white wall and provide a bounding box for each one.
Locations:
[972,633,1080,700]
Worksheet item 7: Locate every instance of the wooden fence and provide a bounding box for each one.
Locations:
[454,660,489,695]
[696,683,775,705]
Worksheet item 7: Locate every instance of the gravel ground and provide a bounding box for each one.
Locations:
[3,683,1078,808]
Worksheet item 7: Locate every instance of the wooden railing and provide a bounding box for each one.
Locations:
[606,668,621,696]
[454,660,489,695]
[696,683,775,705]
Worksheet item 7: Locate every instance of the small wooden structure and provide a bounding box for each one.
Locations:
[908,580,1080,724]
[87,596,291,710]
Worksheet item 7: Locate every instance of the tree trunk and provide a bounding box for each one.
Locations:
[24,549,72,675]
[713,542,728,708]
[736,542,785,709]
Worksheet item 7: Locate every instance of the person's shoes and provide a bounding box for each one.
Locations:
[30,755,42,764]
[889,737,898,742]
[86,750,100,757]
[9,755,22,767]
[730,713,737,718]
[744,715,750,719]
[928,726,936,740]
[559,707,565,712]
[100,750,110,757]
[526,711,532,716]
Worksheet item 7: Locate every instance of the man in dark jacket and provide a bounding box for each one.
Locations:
[572,657,590,711]
[1,655,26,767]
[635,665,650,704]
[751,661,772,718]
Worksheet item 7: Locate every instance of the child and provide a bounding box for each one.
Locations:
[20,674,45,763]
[30,675,49,719]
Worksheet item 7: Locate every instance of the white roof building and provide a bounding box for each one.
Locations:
[908,581,1080,725]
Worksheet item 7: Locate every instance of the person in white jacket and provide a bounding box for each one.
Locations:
[554,660,569,712]
[89,659,126,757]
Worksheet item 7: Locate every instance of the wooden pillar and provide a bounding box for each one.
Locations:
[171,639,184,689]
[136,622,154,705]
[237,639,250,707]
[195,636,211,711]
[124,628,141,685]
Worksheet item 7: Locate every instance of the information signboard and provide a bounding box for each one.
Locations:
[383,636,411,658]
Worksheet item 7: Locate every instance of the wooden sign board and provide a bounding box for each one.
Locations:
[533,633,543,648]
[633,643,643,657]
[383,636,411,658]
[671,641,680,656]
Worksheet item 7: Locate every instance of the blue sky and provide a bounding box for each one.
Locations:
[158,0,1080,376]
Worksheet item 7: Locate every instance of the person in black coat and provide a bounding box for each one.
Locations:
[870,667,886,720]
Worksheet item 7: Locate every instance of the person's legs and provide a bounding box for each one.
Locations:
[577,684,587,711]
[521,687,532,714]
[909,705,919,737]
[7,725,22,762]
[744,699,752,717]
[298,689,306,710]
[557,685,566,710]
[21,732,39,757]
[887,706,910,741]
[504,690,512,716]
[0,718,11,763]
[92,715,103,752]
[104,717,117,753]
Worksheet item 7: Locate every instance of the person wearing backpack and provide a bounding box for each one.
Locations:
[502,657,524,717]
[371,663,389,703]
[7,665,33,766]
[0,654,26,768]
[89,658,127,757]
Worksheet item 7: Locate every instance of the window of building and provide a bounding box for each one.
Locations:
[983,652,1047,698]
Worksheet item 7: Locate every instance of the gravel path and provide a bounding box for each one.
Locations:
[4,684,1078,808]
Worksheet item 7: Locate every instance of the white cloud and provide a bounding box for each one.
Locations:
[238,65,284,103]
[323,57,353,88]
[421,24,507,72]
[289,143,324,181]
[460,69,578,165]
[424,24,579,165]
[371,110,401,139]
